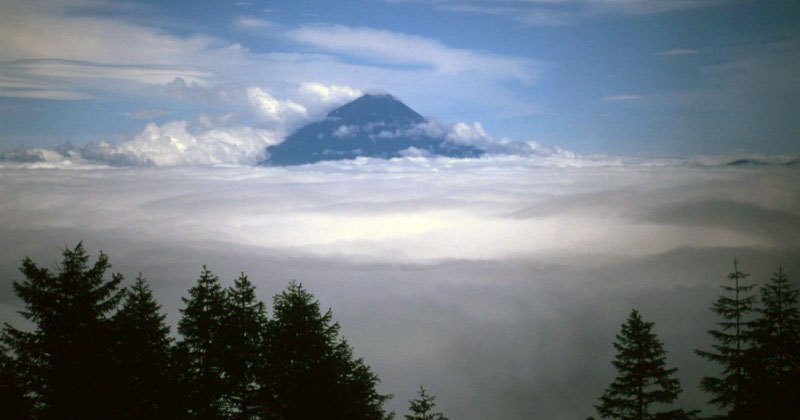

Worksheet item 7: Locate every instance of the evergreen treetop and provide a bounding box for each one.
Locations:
[221,272,268,419]
[752,267,800,375]
[111,273,176,419]
[177,265,228,419]
[115,273,172,350]
[596,309,685,420]
[695,259,758,414]
[744,267,800,419]
[405,386,448,420]
[1,242,125,419]
[261,281,393,420]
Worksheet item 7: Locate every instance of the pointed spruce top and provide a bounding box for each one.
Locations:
[326,93,425,126]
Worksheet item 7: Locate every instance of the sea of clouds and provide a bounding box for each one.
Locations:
[1,154,798,419]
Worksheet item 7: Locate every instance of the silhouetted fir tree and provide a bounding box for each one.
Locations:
[220,273,268,419]
[0,242,124,419]
[169,342,195,419]
[0,342,31,419]
[695,259,757,418]
[744,267,800,419]
[259,281,392,420]
[405,386,448,420]
[596,309,686,420]
[178,266,228,419]
[111,273,178,419]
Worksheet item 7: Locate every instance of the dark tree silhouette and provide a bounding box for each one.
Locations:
[596,309,686,420]
[111,273,178,419]
[695,259,757,418]
[1,242,124,419]
[177,266,228,419]
[259,281,392,420]
[220,273,268,419]
[0,342,31,419]
[745,267,800,419]
[405,386,448,420]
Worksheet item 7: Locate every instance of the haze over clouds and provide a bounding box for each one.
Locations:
[1,158,798,418]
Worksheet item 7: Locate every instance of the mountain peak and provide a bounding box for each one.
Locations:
[262,93,483,165]
[326,93,425,126]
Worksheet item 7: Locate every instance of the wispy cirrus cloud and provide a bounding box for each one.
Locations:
[236,16,274,30]
[285,24,540,83]
[0,59,211,101]
[0,2,541,130]
[394,0,736,26]
[0,2,233,100]
[0,71,95,100]
[656,48,700,56]
[601,94,642,102]
[6,59,211,86]
[0,10,225,66]
[125,109,170,120]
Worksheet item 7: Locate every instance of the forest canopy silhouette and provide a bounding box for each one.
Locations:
[1,243,798,419]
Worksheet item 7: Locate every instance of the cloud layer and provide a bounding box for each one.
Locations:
[1,2,799,418]
[1,158,798,419]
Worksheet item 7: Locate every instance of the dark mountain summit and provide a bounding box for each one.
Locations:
[328,93,425,126]
[262,94,484,165]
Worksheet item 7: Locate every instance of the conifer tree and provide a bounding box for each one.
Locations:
[405,386,448,420]
[111,273,178,419]
[596,309,685,420]
[745,267,800,419]
[695,259,757,417]
[0,242,124,419]
[221,273,268,419]
[0,342,31,419]
[178,266,228,419]
[259,281,392,420]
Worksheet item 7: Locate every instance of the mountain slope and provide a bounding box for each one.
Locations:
[262,94,484,165]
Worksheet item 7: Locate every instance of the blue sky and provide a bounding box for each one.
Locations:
[1,0,798,157]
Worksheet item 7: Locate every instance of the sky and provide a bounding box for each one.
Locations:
[1,0,799,158]
[2,1,800,419]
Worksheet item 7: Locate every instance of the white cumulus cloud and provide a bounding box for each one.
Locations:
[296,82,363,117]
[446,121,491,145]
[246,87,309,128]
[85,121,281,166]
[299,82,362,106]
